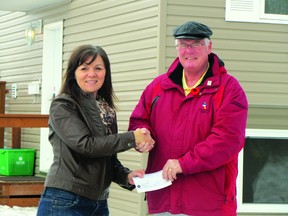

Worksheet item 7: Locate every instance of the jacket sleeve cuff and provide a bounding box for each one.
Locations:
[121,131,136,148]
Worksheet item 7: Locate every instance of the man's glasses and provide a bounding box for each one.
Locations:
[176,43,204,49]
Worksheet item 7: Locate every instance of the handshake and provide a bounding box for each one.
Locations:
[133,128,155,153]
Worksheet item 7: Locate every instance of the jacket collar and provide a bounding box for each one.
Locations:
[162,53,227,91]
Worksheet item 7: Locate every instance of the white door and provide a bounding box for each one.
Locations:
[40,21,63,173]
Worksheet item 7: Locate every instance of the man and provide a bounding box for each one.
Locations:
[129,21,248,216]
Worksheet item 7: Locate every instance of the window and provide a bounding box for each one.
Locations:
[237,129,288,213]
[225,0,288,24]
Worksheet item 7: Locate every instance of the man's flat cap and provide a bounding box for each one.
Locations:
[173,21,213,39]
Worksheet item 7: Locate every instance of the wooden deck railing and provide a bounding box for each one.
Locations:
[0,81,49,148]
[0,114,49,148]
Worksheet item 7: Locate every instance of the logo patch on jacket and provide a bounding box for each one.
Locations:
[202,102,207,110]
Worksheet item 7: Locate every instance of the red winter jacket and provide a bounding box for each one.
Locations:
[129,53,248,216]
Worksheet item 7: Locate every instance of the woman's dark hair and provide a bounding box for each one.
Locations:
[59,45,116,109]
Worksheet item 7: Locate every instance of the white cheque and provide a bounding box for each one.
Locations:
[133,170,172,193]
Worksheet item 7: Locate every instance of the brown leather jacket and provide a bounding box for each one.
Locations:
[44,92,136,200]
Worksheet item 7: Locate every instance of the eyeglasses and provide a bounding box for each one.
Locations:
[176,43,204,49]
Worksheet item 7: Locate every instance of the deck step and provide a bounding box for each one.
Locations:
[0,176,45,207]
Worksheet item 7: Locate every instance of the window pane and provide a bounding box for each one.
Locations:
[265,0,288,15]
[243,138,288,204]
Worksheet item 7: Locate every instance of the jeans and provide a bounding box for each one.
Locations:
[37,187,109,216]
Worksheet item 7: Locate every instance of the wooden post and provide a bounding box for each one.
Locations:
[0,81,6,148]
[12,128,21,149]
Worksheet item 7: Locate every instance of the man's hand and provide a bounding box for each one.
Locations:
[134,128,155,153]
[162,159,183,182]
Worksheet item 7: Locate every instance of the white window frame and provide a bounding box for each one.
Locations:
[237,129,288,214]
[260,0,288,22]
[225,0,288,24]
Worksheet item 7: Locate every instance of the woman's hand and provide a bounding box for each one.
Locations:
[127,169,145,185]
[134,128,155,153]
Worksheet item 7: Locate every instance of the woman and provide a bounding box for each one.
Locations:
[37,45,154,216]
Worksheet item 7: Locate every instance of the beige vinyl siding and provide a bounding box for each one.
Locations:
[247,106,288,129]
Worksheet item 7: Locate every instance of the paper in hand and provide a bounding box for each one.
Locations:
[133,170,172,193]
